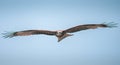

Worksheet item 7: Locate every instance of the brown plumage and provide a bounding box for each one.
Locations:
[2,22,117,42]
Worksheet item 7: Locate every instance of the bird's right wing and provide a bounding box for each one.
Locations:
[2,30,57,38]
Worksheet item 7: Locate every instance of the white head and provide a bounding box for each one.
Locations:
[56,30,63,36]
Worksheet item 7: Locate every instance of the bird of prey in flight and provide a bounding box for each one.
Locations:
[2,22,117,42]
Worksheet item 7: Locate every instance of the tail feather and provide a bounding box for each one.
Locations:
[57,34,73,42]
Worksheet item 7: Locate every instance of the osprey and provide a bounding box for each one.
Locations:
[2,22,117,42]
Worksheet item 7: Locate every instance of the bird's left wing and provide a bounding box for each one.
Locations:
[63,22,117,33]
[2,30,57,38]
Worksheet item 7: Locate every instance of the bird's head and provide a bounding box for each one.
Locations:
[56,30,64,36]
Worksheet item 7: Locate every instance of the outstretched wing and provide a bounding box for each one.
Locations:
[2,30,57,38]
[64,22,117,33]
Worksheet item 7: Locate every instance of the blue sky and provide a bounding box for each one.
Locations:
[0,0,120,65]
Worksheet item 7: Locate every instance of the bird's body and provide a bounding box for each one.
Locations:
[2,22,117,42]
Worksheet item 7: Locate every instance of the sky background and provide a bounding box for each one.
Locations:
[0,0,120,65]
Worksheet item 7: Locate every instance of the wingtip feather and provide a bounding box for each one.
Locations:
[102,22,118,28]
[1,32,15,38]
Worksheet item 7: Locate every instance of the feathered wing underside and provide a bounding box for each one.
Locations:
[2,30,57,38]
[64,22,117,33]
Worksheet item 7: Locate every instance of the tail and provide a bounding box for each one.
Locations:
[57,34,73,42]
